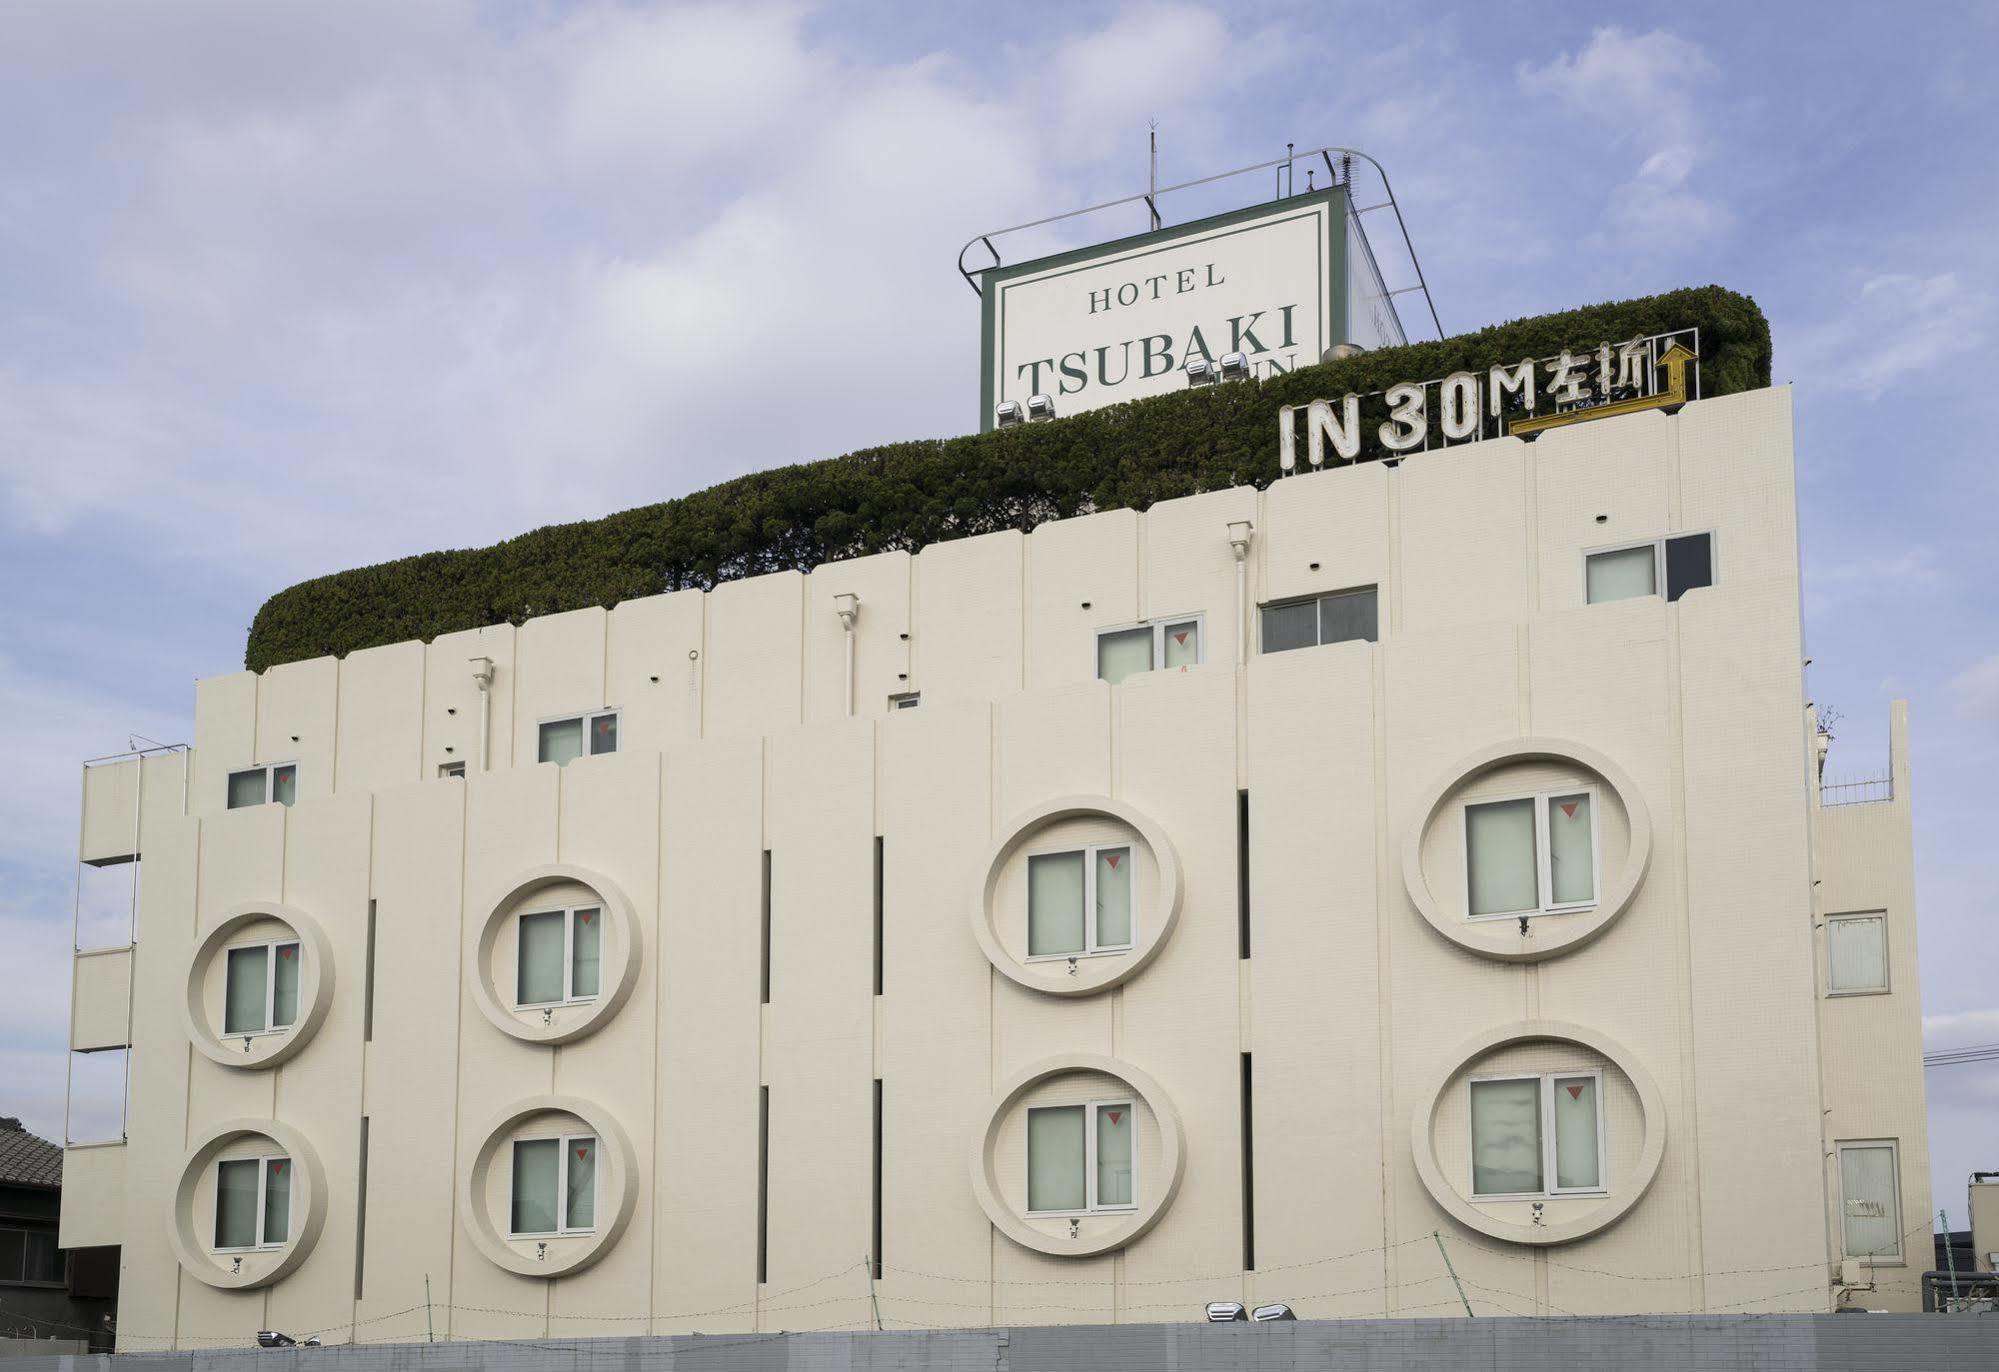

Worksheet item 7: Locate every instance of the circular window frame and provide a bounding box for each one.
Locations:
[470,864,642,1045]
[971,796,1184,998]
[1410,1019,1666,1246]
[182,901,335,1071]
[168,1118,327,1290]
[458,1094,638,1278]
[969,1053,1186,1258]
[1401,737,1652,963]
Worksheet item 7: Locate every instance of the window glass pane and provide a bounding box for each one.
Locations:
[1828,916,1888,993]
[1096,1104,1134,1207]
[262,1158,291,1245]
[1319,588,1378,645]
[215,1158,260,1248]
[590,713,619,755]
[517,911,567,1004]
[0,1230,21,1282]
[1161,621,1199,669]
[570,910,602,999]
[271,765,297,807]
[1466,799,1538,916]
[271,943,300,1027]
[22,1230,62,1284]
[1552,1078,1600,1189]
[1839,1145,1900,1259]
[1096,627,1154,684]
[227,769,267,809]
[1259,601,1318,654]
[225,946,269,1034]
[1094,848,1132,949]
[1027,1105,1086,1212]
[1586,545,1657,603]
[1027,852,1086,956]
[1664,533,1713,602]
[1470,1079,1543,1195]
[538,718,585,766]
[511,1138,561,1234]
[1546,793,1595,906]
[566,1137,597,1230]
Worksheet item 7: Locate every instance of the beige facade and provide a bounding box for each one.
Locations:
[60,384,1934,1349]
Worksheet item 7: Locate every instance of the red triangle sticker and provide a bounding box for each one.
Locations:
[271,1161,285,1174]
[1107,1111,1123,1125]
[579,911,593,923]
[1566,1084,1584,1100]
[1173,632,1188,646]
[1105,854,1121,869]
[1560,802,1578,819]
[279,946,294,959]
[576,1147,589,1159]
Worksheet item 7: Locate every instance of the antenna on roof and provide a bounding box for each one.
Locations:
[1147,120,1161,231]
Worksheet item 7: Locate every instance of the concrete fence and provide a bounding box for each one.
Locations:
[8,1317,1998,1371]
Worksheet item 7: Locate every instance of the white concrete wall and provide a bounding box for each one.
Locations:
[64,387,1935,1350]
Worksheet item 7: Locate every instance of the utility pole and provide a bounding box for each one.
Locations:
[865,1254,882,1331]
[1433,1231,1474,1318]
[1941,1209,1958,1309]
[424,1273,435,1343]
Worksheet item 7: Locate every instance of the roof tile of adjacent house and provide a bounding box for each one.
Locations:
[0,1117,62,1189]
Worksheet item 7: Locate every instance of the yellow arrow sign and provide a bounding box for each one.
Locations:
[1508,340,1696,438]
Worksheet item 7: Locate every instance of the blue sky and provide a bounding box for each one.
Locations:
[1,1,1992,1230]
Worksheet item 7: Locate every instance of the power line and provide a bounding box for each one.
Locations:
[1924,1042,1999,1067]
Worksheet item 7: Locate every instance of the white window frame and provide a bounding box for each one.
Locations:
[1024,1099,1140,1218]
[536,708,621,765]
[1256,584,1381,653]
[1825,911,1890,996]
[1023,842,1137,961]
[1467,1071,1607,1200]
[211,1155,290,1253]
[223,939,302,1037]
[1461,786,1601,921]
[513,905,601,1009]
[1835,1138,1904,1264]
[226,761,299,809]
[1093,612,1205,681]
[507,1133,598,1238]
[1582,531,1719,605]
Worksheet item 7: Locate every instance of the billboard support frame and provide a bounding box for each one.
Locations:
[956,144,1442,343]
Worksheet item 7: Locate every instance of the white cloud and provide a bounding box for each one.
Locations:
[1948,654,1999,717]
[1788,271,1991,399]
[1518,27,1729,255]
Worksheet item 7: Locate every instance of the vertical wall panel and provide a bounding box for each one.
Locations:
[335,642,425,795]
[606,591,706,756]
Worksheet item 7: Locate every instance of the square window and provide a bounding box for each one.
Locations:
[540,711,619,766]
[439,761,466,779]
[224,946,269,1035]
[515,906,601,1008]
[889,693,921,710]
[511,1134,597,1236]
[1096,627,1154,684]
[270,764,297,807]
[1471,1073,1604,1199]
[214,1158,260,1249]
[1837,1141,1902,1262]
[1827,914,1888,994]
[1028,844,1136,959]
[1161,621,1200,670]
[1465,788,1599,921]
[1027,1100,1136,1215]
[1259,587,1377,654]
[226,768,268,810]
[1586,534,1715,605]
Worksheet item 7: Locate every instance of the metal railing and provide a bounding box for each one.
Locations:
[1821,774,1893,807]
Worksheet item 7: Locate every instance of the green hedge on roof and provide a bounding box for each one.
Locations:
[245,284,1769,671]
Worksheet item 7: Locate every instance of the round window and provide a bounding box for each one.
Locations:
[458,1095,637,1277]
[168,1119,325,1290]
[470,864,641,1045]
[971,796,1183,997]
[182,902,334,1070]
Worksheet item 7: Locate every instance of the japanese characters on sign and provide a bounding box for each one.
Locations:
[1278,329,1699,473]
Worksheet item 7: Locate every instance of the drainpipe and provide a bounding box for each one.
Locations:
[833,594,860,717]
[1227,521,1255,667]
[469,657,495,771]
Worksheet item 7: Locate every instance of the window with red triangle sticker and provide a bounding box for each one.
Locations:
[1560,802,1579,819]
[1105,854,1120,869]
[576,1146,589,1159]
[1106,1111,1123,1124]
[1173,632,1188,646]
[1566,1084,1584,1099]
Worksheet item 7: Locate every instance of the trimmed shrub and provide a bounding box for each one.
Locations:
[246,284,1768,670]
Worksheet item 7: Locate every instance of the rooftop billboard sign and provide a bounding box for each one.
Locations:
[978,187,1403,431]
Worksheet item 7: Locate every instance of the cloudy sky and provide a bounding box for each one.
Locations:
[2,1,1993,1227]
